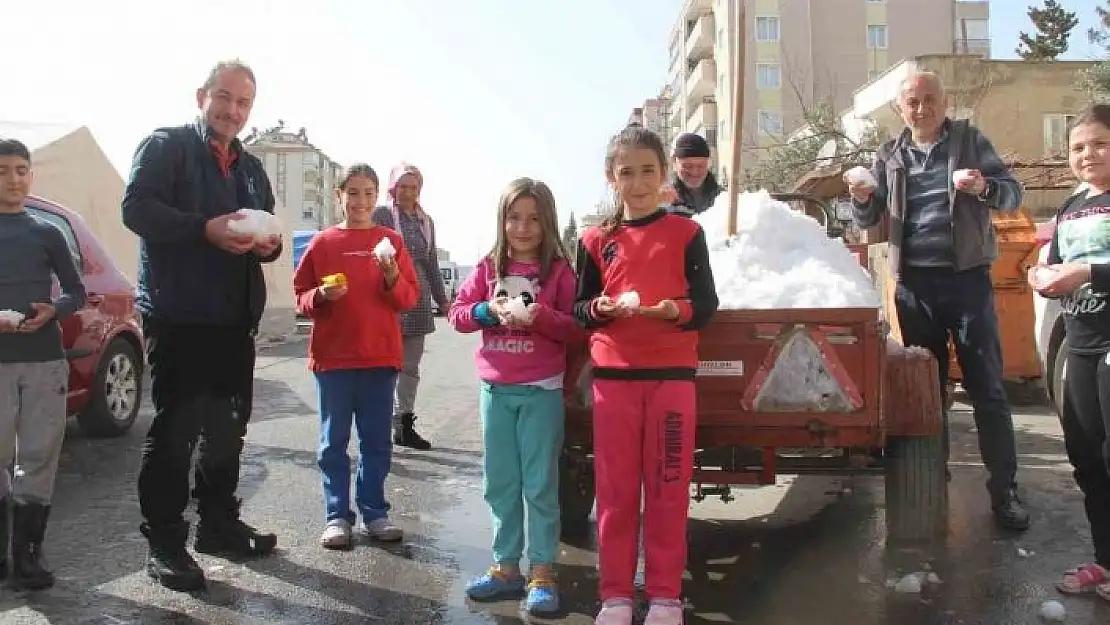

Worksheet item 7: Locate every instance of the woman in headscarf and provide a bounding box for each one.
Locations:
[371,163,449,450]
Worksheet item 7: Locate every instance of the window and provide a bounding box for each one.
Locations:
[25,207,82,269]
[868,69,881,81]
[758,110,783,135]
[717,26,724,48]
[1044,114,1078,158]
[302,204,316,220]
[755,16,780,42]
[867,25,888,50]
[302,151,318,168]
[756,63,781,89]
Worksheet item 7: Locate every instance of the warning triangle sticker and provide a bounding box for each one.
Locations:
[748,328,858,412]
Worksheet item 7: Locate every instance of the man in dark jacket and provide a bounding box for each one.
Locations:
[847,71,1030,531]
[121,59,281,591]
[663,132,722,217]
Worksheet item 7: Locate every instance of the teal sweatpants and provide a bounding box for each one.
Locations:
[480,381,564,566]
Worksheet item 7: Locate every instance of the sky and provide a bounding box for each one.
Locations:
[2,0,1107,265]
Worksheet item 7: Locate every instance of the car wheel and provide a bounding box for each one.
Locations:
[77,338,142,438]
[1052,338,1068,420]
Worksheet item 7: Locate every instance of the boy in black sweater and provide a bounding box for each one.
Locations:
[0,138,86,589]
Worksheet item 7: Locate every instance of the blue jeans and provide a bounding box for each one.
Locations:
[895,265,1018,497]
[480,382,564,566]
[315,368,398,524]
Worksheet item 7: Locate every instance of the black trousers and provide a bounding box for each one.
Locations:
[895,266,1019,497]
[138,316,256,529]
[1061,350,1110,568]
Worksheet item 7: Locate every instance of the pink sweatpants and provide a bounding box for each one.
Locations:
[592,378,695,602]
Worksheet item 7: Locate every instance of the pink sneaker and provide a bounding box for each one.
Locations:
[595,598,634,625]
[644,600,684,625]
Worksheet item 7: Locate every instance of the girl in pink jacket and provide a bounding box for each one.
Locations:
[448,177,583,615]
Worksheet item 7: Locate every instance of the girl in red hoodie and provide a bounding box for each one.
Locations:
[292,163,419,550]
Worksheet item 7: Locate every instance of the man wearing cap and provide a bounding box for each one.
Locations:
[663,132,722,217]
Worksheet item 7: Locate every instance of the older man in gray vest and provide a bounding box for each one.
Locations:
[847,71,1030,531]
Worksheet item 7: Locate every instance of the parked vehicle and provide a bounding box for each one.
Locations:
[561,194,947,543]
[26,195,145,437]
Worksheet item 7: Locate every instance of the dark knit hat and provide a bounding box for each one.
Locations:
[673,132,711,158]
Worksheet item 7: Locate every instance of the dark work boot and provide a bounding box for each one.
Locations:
[393,413,431,450]
[195,499,277,559]
[141,521,205,592]
[992,488,1031,532]
[11,503,54,590]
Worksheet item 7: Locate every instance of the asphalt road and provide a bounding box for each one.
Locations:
[0,319,1107,624]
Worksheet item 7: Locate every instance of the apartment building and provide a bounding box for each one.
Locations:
[243,122,343,231]
[628,94,675,150]
[666,0,990,186]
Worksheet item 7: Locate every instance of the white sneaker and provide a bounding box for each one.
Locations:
[361,517,403,542]
[595,599,634,625]
[644,600,684,625]
[319,519,352,549]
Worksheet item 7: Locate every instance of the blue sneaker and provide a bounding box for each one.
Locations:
[525,578,560,615]
[465,568,526,600]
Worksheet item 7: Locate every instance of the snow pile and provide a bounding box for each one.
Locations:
[694,191,880,309]
[227,208,284,242]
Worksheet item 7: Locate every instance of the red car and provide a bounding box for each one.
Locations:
[26,195,144,437]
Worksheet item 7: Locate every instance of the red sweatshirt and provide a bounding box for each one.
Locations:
[574,210,718,379]
[293,225,418,372]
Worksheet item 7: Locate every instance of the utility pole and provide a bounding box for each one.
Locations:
[727,0,746,236]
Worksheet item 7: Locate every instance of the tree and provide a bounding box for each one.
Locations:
[1083,1,1110,100]
[743,99,885,192]
[561,212,578,252]
[1015,0,1079,61]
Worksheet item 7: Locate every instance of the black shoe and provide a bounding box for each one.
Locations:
[12,503,54,590]
[141,522,205,592]
[195,516,277,558]
[992,488,1031,531]
[393,413,431,450]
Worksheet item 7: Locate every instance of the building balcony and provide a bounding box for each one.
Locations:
[687,98,718,131]
[685,58,717,107]
[679,0,712,22]
[953,38,991,56]
[685,13,714,61]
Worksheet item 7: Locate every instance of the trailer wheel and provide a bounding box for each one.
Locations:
[559,448,595,531]
[884,435,948,542]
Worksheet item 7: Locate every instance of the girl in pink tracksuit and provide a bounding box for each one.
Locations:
[449,177,583,616]
[574,125,718,625]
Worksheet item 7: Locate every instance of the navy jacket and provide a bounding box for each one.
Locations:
[121,120,282,328]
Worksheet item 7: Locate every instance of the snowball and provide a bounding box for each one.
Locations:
[952,169,975,186]
[693,191,881,309]
[893,573,924,593]
[373,237,396,260]
[617,291,640,309]
[1039,600,1066,622]
[227,208,284,242]
[505,295,533,323]
[0,310,25,325]
[1033,267,1057,290]
[845,166,877,188]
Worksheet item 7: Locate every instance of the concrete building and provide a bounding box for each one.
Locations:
[666,0,990,187]
[628,94,674,150]
[243,122,343,231]
[838,54,1095,217]
[0,121,138,282]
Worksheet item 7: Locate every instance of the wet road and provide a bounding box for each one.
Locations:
[1,320,1108,624]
